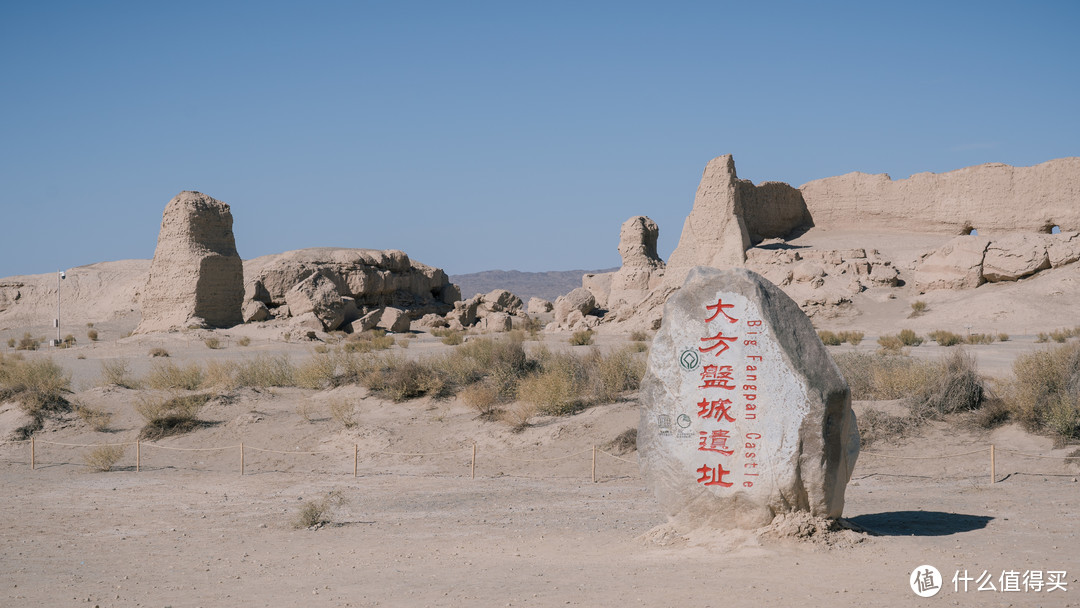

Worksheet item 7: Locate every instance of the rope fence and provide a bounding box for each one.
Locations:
[1,438,1076,483]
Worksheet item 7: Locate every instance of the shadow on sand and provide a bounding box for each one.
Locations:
[846,511,993,536]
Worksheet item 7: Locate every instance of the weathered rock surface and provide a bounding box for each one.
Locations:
[662,156,752,290]
[581,272,613,310]
[244,248,457,322]
[608,216,666,309]
[284,272,346,331]
[553,288,596,324]
[914,236,990,291]
[351,310,381,333]
[242,300,270,323]
[982,234,1051,282]
[639,267,858,529]
[379,307,411,333]
[527,297,553,315]
[800,157,1080,235]
[136,191,244,333]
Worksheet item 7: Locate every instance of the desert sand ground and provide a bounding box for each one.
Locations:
[1,324,1079,607]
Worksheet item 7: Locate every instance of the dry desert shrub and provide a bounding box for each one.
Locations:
[234,355,296,387]
[360,355,448,402]
[295,352,341,390]
[149,347,170,357]
[0,354,71,422]
[964,333,996,345]
[343,330,394,353]
[100,359,141,389]
[1036,332,1050,343]
[833,352,937,400]
[908,350,984,419]
[146,360,204,390]
[839,331,864,345]
[74,402,113,432]
[607,427,637,455]
[630,330,650,342]
[134,393,212,440]
[84,444,124,472]
[1004,342,1080,438]
[204,337,222,349]
[202,359,240,390]
[6,337,14,348]
[237,336,251,347]
[499,401,540,432]
[909,300,928,318]
[998,333,1010,342]
[898,329,923,346]
[16,333,39,351]
[817,330,842,346]
[857,408,912,448]
[397,337,410,349]
[876,335,904,353]
[460,381,500,417]
[296,400,319,423]
[586,346,647,404]
[928,330,963,346]
[328,399,357,428]
[517,349,589,416]
[293,490,347,529]
[436,329,464,345]
[569,329,594,346]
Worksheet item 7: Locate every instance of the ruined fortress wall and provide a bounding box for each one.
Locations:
[799,157,1080,235]
[738,180,811,243]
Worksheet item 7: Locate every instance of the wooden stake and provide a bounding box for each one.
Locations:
[30,436,35,470]
[353,444,358,478]
[990,443,995,484]
[240,442,244,476]
[136,440,140,473]
[471,442,476,480]
[592,445,597,483]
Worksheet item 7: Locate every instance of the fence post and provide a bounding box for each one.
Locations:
[471,442,476,480]
[592,445,597,483]
[136,440,140,473]
[240,442,244,476]
[990,444,995,484]
[353,444,358,478]
[31,436,35,470]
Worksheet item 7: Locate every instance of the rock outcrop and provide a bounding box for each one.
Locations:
[607,216,666,310]
[136,191,244,333]
[914,232,1080,292]
[244,248,458,330]
[800,157,1080,235]
[638,267,858,529]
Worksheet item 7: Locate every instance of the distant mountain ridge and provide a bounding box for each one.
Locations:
[450,268,617,302]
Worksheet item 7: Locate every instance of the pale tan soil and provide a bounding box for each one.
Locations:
[1,329,1079,607]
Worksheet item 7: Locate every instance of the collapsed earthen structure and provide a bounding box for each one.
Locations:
[135,191,244,333]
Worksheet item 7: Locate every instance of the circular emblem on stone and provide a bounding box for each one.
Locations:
[678,348,700,371]
[676,414,691,429]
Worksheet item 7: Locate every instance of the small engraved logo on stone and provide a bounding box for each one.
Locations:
[679,348,700,372]
[657,414,672,436]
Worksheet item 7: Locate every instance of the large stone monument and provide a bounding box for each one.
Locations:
[136,191,244,333]
[638,267,859,529]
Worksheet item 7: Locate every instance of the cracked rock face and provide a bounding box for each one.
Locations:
[638,267,858,529]
[136,191,244,333]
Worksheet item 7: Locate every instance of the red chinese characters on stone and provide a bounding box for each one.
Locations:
[699,331,737,357]
[696,463,733,487]
[705,298,739,324]
[699,364,735,390]
[698,430,734,456]
[697,397,735,422]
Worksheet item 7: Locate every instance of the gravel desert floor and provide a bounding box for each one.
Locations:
[1,329,1079,607]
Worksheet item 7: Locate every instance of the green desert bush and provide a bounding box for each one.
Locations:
[146,360,204,390]
[100,359,140,389]
[84,444,124,472]
[1005,342,1080,438]
[134,393,213,440]
[928,330,963,347]
[569,330,594,346]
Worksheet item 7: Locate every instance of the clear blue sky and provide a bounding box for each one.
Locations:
[2,1,1077,279]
